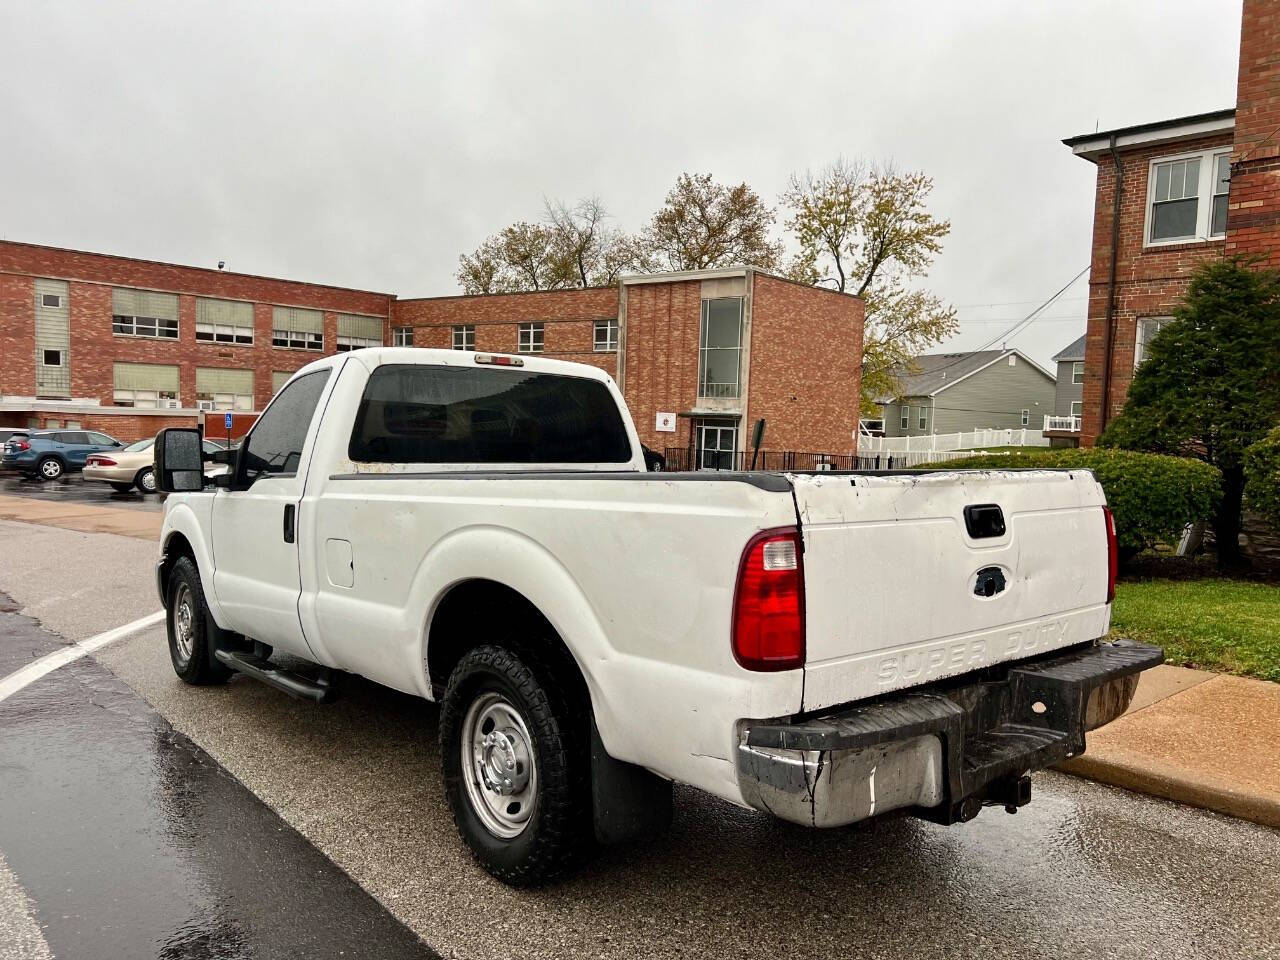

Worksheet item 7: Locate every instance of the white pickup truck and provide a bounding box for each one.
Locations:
[153,348,1161,884]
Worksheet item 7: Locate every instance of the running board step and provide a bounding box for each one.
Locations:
[214,649,336,703]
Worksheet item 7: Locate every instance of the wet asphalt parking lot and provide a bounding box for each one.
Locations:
[0,486,1279,959]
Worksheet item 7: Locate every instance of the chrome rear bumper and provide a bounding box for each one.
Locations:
[736,640,1162,828]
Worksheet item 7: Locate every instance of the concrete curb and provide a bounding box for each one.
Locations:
[1057,752,1280,830]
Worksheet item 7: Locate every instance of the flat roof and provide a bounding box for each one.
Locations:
[1063,108,1235,161]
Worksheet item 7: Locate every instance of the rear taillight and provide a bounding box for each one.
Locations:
[1104,506,1118,604]
[11,440,29,451]
[90,457,117,466]
[732,527,805,672]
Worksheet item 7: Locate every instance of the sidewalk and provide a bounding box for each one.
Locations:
[0,494,162,540]
[0,493,1276,829]
[1059,664,1280,829]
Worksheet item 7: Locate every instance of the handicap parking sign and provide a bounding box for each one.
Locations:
[224,413,233,430]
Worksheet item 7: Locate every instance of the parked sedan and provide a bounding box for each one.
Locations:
[83,437,229,493]
[1,430,122,481]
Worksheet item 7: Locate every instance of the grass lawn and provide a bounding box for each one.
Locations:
[1109,577,1280,682]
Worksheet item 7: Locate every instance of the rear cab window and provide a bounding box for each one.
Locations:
[348,364,633,465]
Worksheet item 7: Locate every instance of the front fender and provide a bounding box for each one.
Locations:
[410,524,632,760]
[159,498,227,628]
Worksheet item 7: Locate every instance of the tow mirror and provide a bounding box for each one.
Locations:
[154,428,207,493]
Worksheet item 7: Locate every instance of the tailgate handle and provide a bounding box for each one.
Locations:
[964,503,1006,539]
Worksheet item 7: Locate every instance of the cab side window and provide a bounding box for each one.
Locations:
[240,370,331,484]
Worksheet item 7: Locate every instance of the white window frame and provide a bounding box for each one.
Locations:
[1071,400,1084,417]
[392,326,414,347]
[1021,409,1030,427]
[196,391,253,412]
[517,322,543,354]
[918,406,928,430]
[113,388,178,409]
[41,349,63,367]
[1144,148,1231,247]
[196,322,253,345]
[452,325,475,351]
[1134,316,1174,369]
[113,314,179,339]
[336,334,380,352]
[41,293,62,308]
[1072,361,1084,384]
[900,405,910,430]
[271,328,323,351]
[593,318,619,352]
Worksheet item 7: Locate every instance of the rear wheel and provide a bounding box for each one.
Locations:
[166,556,232,685]
[109,482,134,493]
[439,645,590,885]
[135,467,156,493]
[37,457,63,481]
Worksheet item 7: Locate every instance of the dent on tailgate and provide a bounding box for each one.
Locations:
[788,470,1112,712]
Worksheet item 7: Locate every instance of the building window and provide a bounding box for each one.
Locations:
[196,323,254,345]
[900,405,910,430]
[696,422,737,471]
[113,314,179,339]
[336,335,380,352]
[594,318,619,352]
[392,326,414,347]
[452,325,475,351]
[42,349,62,366]
[196,392,254,412]
[1021,409,1030,427]
[1146,149,1231,245]
[918,407,928,430]
[113,389,178,409]
[1072,361,1085,384]
[272,307,324,351]
[517,322,543,354]
[1134,317,1173,369]
[41,293,61,308]
[698,298,743,398]
[1071,400,1083,418]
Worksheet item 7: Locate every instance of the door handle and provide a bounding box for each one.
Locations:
[283,504,296,544]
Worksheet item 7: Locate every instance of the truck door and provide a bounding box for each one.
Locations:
[211,367,334,656]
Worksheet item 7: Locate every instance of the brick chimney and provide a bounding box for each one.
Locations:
[1228,0,1280,261]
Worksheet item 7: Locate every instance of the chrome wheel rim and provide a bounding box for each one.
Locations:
[139,469,156,492]
[40,460,61,479]
[461,691,537,839]
[173,582,195,664]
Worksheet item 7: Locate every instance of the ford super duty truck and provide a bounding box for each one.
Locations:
[152,348,1161,885]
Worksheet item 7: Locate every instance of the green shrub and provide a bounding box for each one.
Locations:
[1244,427,1280,527]
[919,448,1222,557]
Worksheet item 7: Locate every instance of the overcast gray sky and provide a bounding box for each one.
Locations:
[0,0,1243,367]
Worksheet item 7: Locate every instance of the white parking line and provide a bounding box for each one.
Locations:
[0,610,165,704]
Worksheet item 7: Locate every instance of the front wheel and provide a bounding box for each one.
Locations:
[135,467,156,493]
[166,556,232,685]
[439,645,590,885]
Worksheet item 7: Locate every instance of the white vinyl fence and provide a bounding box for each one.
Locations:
[859,428,1050,455]
[855,449,988,470]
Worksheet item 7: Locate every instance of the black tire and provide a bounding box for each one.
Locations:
[109,482,134,493]
[37,457,63,481]
[165,555,233,685]
[134,466,156,494]
[439,644,590,885]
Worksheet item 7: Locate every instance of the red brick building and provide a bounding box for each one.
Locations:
[0,241,863,463]
[1063,0,1277,446]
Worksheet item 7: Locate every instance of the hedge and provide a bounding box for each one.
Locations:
[918,448,1221,557]
[1244,428,1280,528]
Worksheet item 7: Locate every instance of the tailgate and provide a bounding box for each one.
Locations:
[792,469,1111,712]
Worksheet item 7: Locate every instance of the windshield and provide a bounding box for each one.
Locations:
[123,438,156,453]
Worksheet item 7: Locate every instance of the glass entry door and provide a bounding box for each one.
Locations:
[696,422,737,470]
